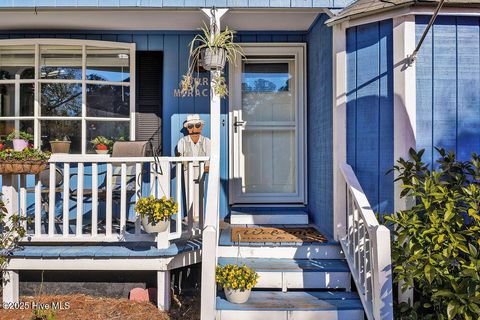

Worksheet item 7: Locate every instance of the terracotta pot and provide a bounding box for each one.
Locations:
[224,288,251,304]
[201,47,226,71]
[12,139,29,151]
[141,216,169,233]
[50,141,71,154]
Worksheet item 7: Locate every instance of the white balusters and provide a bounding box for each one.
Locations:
[19,175,27,230]
[106,163,113,237]
[2,156,208,245]
[187,162,194,235]
[34,175,41,236]
[340,163,393,320]
[134,163,142,235]
[173,162,183,240]
[91,163,98,237]
[48,163,56,236]
[63,163,70,236]
[76,163,84,236]
[120,163,127,233]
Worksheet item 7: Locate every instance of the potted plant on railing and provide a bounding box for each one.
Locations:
[6,130,33,152]
[179,23,244,99]
[134,196,178,233]
[50,136,71,154]
[91,136,113,154]
[216,264,259,304]
[0,147,51,174]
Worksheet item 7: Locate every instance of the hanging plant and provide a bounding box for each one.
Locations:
[179,23,244,99]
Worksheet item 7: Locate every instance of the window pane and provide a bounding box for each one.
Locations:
[86,120,129,153]
[0,83,14,116]
[40,45,82,80]
[0,83,34,117]
[86,47,130,82]
[0,120,34,142]
[0,46,35,80]
[86,84,129,118]
[41,83,82,116]
[40,120,81,153]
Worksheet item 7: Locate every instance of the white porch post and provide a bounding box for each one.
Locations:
[2,174,20,305]
[332,22,348,241]
[393,15,416,305]
[200,7,228,320]
[157,270,171,311]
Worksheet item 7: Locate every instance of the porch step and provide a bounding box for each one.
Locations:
[218,226,342,259]
[230,211,309,225]
[216,291,364,320]
[218,257,351,290]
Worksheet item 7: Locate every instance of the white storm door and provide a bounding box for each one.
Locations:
[230,45,305,204]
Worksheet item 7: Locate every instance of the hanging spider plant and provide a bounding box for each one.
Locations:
[179,23,244,98]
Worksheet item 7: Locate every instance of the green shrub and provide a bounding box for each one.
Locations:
[384,148,480,320]
[0,193,28,270]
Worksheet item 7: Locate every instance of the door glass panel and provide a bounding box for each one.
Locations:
[240,60,296,195]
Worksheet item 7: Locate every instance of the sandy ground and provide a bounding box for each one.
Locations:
[0,294,200,320]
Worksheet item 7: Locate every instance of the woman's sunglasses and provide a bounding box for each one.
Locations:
[187,123,202,129]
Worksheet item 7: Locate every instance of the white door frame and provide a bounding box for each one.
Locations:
[228,43,307,206]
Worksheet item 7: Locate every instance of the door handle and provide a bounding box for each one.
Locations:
[233,116,245,133]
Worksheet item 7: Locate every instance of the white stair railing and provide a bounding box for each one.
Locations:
[339,163,394,320]
[1,155,208,249]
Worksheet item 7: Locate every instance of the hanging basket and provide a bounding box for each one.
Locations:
[201,47,227,71]
[0,160,48,175]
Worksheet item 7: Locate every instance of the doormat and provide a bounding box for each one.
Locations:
[231,227,328,243]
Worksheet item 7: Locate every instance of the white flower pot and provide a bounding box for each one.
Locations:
[141,216,169,233]
[224,287,251,304]
[95,149,109,154]
[12,139,29,151]
[201,47,226,71]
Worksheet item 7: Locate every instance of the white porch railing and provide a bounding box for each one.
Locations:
[339,163,394,320]
[1,155,209,249]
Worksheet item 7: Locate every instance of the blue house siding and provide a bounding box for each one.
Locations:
[0,29,308,218]
[346,19,394,215]
[306,14,333,237]
[416,16,480,165]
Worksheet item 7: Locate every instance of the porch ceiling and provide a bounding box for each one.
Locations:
[0,9,325,31]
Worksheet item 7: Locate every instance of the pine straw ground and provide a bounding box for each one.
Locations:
[0,293,200,320]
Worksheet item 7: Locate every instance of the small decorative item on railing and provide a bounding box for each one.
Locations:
[0,148,51,175]
[91,136,114,154]
[134,196,178,233]
[216,264,259,304]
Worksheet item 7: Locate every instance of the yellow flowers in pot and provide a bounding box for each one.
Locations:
[134,196,178,233]
[216,264,259,304]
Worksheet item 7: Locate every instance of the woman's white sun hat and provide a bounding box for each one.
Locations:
[183,114,205,128]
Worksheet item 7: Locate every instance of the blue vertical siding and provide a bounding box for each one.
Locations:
[0,30,307,219]
[346,20,394,215]
[306,14,333,237]
[416,16,480,164]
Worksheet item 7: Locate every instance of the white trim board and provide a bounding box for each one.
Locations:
[329,6,480,28]
[5,250,201,271]
[0,9,325,31]
[230,211,308,225]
